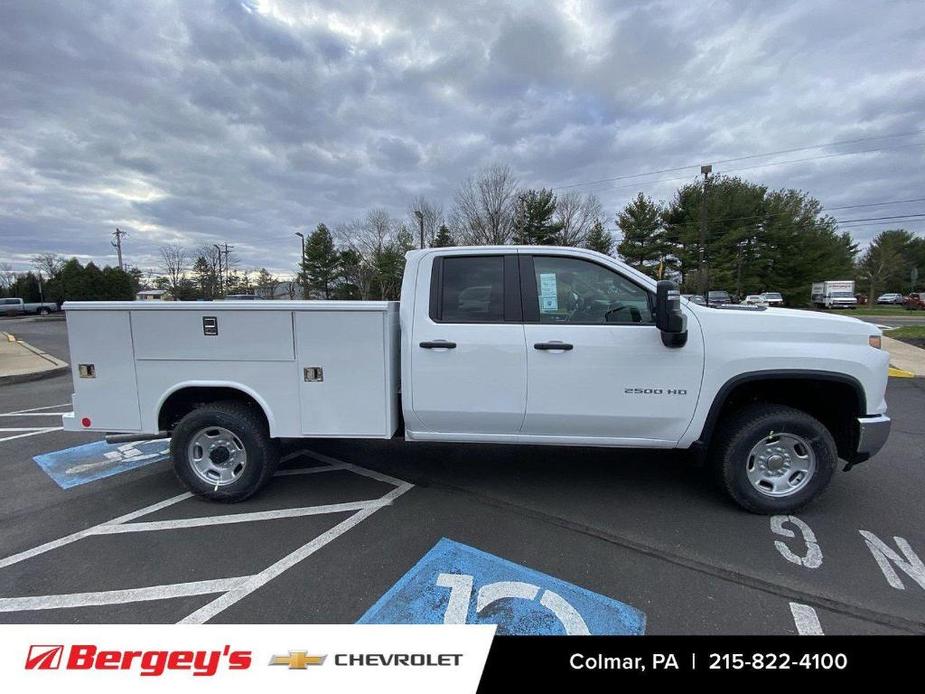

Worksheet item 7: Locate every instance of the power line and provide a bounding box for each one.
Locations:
[554,128,925,192]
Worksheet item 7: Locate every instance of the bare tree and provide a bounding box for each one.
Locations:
[0,262,16,291]
[32,253,63,279]
[452,163,518,245]
[555,191,604,247]
[159,244,187,295]
[408,195,444,248]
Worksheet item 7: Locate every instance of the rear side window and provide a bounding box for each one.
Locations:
[437,256,505,323]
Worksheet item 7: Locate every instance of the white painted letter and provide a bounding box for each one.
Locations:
[859,531,925,591]
[436,573,474,624]
[770,515,823,569]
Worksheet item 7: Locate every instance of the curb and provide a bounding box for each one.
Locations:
[0,332,70,386]
[0,364,71,386]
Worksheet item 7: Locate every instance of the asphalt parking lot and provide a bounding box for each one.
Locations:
[0,319,923,634]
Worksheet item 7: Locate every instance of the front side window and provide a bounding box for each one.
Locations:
[532,256,653,324]
[439,256,505,323]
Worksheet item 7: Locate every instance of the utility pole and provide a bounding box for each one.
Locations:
[213,243,223,296]
[698,164,712,295]
[295,232,306,298]
[222,243,234,293]
[414,210,425,249]
[111,228,127,270]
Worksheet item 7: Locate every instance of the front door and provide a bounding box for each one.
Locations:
[409,253,527,435]
[521,253,702,444]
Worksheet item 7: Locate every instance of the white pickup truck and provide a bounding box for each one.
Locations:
[62,246,891,514]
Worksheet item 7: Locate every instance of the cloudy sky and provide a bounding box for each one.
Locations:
[1,0,923,277]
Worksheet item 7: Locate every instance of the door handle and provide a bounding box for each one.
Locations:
[420,340,457,349]
[534,342,573,351]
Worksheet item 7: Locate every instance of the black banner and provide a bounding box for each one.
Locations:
[477,636,924,690]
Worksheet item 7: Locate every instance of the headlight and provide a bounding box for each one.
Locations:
[869,335,881,349]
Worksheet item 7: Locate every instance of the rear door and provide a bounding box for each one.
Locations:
[409,252,527,434]
[520,252,702,444]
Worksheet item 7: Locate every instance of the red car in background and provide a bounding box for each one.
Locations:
[904,292,925,310]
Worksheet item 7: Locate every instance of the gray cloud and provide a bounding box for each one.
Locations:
[1,0,923,276]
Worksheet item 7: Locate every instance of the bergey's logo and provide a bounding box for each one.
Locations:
[25,645,64,670]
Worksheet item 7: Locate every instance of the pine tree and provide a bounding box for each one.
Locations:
[432,224,454,248]
[584,221,614,255]
[513,188,563,245]
[616,193,665,275]
[302,223,340,298]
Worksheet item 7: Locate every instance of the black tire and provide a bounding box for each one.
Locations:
[39,308,50,315]
[170,400,279,502]
[710,404,837,514]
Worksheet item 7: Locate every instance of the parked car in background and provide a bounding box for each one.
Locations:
[904,292,925,310]
[706,290,733,306]
[0,297,58,316]
[682,294,706,306]
[760,292,783,307]
[743,295,769,307]
[811,281,857,309]
[877,293,905,305]
[224,294,263,300]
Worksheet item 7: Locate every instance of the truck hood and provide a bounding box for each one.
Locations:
[690,305,880,337]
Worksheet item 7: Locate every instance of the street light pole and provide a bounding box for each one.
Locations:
[295,232,305,298]
[414,210,425,249]
[213,243,223,296]
[698,164,712,295]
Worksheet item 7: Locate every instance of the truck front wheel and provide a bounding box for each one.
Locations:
[170,401,279,502]
[711,404,837,514]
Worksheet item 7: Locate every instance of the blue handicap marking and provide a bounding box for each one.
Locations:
[33,438,171,489]
[358,538,646,635]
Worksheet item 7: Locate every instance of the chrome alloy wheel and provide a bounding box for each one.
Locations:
[745,431,816,497]
[187,426,248,486]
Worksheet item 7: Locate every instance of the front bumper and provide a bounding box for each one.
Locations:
[850,414,891,466]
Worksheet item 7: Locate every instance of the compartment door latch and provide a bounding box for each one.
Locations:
[303,367,324,382]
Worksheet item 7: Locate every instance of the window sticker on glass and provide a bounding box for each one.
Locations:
[539,272,558,312]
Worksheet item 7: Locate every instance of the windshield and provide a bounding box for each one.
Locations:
[763,293,782,299]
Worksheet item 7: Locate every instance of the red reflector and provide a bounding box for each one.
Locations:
[81,417,91,428]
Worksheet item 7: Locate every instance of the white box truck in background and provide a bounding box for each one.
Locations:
[811,280,857,309]
[62,246,890,514]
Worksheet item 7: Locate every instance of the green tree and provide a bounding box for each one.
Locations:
[432,224,455,248]
[254,268,278,299]
[584,220,614,255]
[661,176,855,303]
[334,248,363,299]
[856,229,918,299]
[192,256,216,299]
[513,188,562,245]
[302,223,340,298]
[616,193,669,277]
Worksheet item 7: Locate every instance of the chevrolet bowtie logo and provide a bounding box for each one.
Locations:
[269,651,327,669]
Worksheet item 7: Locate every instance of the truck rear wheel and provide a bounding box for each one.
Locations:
[711,404,837,514]
[170,401,279,502]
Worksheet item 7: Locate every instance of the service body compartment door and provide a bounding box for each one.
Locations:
[67,310,141,431]
[295,309,396,437]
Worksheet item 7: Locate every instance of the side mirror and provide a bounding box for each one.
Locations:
[655,280,687,348]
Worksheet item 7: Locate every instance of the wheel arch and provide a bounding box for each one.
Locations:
[696,370,866,461]
[155,381,276,435]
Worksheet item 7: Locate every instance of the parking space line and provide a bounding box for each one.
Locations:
[0,412,70,417]
[0,452,415,624]
[0,427,56,432]
[94,498,392,533]
[789,602,824,635]
[0,492,194,570]
[0,403,69,415]
[301,449,408,487]
[0,427,62,443]
[179,481,414,624]
[0,576,255,612]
